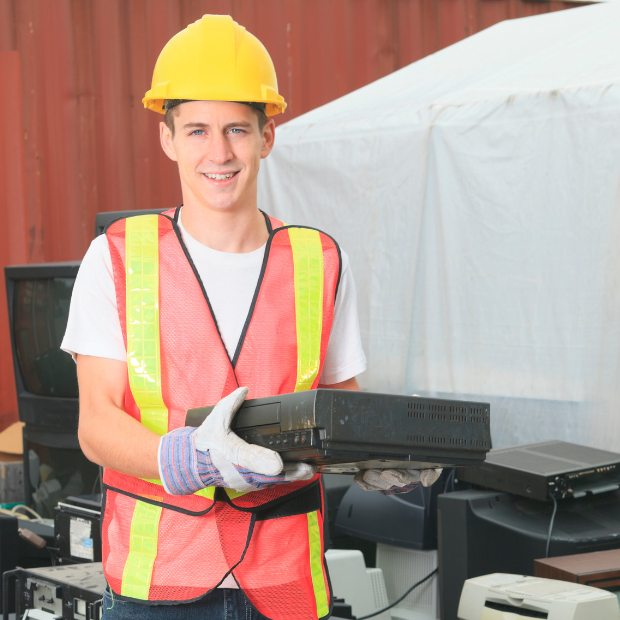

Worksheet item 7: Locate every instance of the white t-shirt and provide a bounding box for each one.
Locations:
[62,215,367,385]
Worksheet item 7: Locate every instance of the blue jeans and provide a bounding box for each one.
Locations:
[101,588,270,620]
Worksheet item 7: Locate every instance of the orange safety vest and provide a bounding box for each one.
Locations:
[101,208,341,619]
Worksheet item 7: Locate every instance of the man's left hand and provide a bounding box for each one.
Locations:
[354,468,443,494]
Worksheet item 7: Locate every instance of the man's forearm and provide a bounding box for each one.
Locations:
[76,354,160,479]
[78,399,161,479]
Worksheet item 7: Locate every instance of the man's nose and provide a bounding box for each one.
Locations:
[206,133,233,164]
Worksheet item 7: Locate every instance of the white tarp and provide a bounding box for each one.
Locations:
[259,2,620,451]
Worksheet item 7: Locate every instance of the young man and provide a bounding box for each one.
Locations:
[62,14,434,620]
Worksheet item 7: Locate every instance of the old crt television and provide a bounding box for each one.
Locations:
[5,262,100,516]
[437,489,620,620]
[5,262,81,435]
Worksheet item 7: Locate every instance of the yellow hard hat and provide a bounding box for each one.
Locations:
[143,14,286,116]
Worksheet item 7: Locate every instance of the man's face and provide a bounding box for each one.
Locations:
[159,100,275,214]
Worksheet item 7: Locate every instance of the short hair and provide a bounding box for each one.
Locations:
[163,100,268,135]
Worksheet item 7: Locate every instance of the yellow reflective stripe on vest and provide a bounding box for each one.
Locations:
[224,228,325,501]
[125,216,217,500]
[288,228,324,392]
[307,510,329,617]
[121,501,163,598]
[124,215,167,597]
[125,215,168,436]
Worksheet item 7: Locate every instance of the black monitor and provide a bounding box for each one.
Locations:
[5,262,80,436]
[334,470,449,551]
[437,489,620,620]
[5,262,101,516]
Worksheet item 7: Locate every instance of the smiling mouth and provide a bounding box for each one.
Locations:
[203,172,238,181]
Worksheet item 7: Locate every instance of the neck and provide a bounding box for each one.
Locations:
[179,206,268,252]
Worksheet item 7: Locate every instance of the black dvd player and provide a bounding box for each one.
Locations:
[4,563,105,620]
[456,441,620,501]
[186,389,491,473]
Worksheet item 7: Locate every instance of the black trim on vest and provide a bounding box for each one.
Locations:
[254,480,322,521]
[146,212,341,372]
[107,498,259,608]
[207,506,258,593]
[270,224,343,306]
[167,210,273,376]
[103,483,217,517]
[260,209,273,234]
[231,232,273,367]
[103,478,321,519]
[102,208,178,236]
[232,224,343,367]
[229,211,278,366]
[168,217,232,367]
[223,479,322,516]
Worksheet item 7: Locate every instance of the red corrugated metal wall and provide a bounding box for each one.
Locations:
[0,0,587,426]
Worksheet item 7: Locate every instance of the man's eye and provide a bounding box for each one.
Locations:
[228,127,245,135]
[189,129,205,136]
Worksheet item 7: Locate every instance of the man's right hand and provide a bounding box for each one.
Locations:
[158,387,315,495]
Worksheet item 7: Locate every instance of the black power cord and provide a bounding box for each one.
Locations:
[544,495,559,558]
[356,566,438,620]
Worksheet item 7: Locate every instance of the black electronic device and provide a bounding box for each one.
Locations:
[5,263,101,517]
[23,426,100,519]
[456,441,620,501]
[3,562,105,620]
[437,489,620,620]
[0,515,55,613]
[94,208,166,236]
[5,262,80,430]
[186,390,491,472]
[55,495,102,564]
[331,598,355,619]
[334,469,449,550]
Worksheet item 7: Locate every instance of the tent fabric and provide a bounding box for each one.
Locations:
[259,2,620,451]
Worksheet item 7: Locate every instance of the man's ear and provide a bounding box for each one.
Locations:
[160,121,178,162]
[260,119,276,159]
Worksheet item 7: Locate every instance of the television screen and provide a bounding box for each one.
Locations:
[5,262,80,430]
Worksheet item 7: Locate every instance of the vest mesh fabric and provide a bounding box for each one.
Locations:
[149,503,253,600]
[237,511,330,619]
[102,211,339,618]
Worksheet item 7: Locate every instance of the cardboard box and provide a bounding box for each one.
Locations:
[0,422,24,503]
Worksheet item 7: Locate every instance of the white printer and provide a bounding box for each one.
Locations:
[458,573,620,620]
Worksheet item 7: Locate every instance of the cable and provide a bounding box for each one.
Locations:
[443,468,456,494]
[91,467,103,496]
[356,566,438,620]
[0,507,29,520]
[544,495,558,557]
[11,504,43,520]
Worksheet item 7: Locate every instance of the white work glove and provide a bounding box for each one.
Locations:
[354,468,443,495]
[159,387,315,495]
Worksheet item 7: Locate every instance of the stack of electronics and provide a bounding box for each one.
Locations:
[5,262,101,518]
[3,563,106,620]
[439,441,620,620]
[4,263,104,617]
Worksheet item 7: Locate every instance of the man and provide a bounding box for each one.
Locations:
[62,14,435,620]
